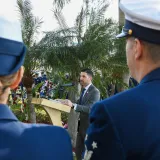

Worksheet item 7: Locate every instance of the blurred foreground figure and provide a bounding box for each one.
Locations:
[84,0,160,159]
[0,4,72,160]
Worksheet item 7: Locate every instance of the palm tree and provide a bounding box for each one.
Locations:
[17,0,43,123]
[40,0,127,95]
[38,0,127,146]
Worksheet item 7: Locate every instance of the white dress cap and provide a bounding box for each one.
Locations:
[120,0,160,31]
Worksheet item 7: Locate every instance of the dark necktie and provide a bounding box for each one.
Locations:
[79,88,86,105]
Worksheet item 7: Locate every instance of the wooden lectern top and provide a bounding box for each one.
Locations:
[32,98,71,113]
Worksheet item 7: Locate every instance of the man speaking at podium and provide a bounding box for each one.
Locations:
[62,68,100,160]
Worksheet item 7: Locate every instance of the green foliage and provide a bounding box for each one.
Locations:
[11,103,68,124]
[53,0,71,10]
[61,112,69,123]
[35,106,51,124]
[35,106,69,124]
[32,82,44,97]
[36,0,127,99]
[12,103,69,124]
[18,0,127,102]
[17,0,43,74]
[39,18,127,98]
[11,104,28,122]
[17,0,43,123]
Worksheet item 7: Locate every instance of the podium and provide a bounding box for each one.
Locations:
[32,98,71,126]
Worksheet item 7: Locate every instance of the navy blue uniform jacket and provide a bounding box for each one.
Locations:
[0,104,73,160]
[84,68,160,160]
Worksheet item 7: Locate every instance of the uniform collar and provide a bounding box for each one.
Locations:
[140,68,160,85]
[0,104,18,121]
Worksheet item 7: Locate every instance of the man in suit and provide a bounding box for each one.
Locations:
[62,69,100,160]
[0,10,72,160]
[129,77,138,88]
[84,0,160,160]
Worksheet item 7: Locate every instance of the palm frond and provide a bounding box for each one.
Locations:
[40,0,127,94]
[40,27,77,48]
[17,0,43,73]
[89,0,110,25]
[17,0,43,47]
[52,8,68,30]
[75,7,85,43]
[17,0,32,18]
[53,0,71,10]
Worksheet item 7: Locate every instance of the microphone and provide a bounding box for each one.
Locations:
[61,82,75,87]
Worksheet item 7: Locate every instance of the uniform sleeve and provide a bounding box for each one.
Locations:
[83,102,125,160]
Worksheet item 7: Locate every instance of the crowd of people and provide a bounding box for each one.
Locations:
[9,71,58,104]
[32,71,57,99]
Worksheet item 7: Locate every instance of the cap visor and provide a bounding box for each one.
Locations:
[116,32,128,38]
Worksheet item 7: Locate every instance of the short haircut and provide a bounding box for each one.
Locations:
[81,68,93,77]
[141,40,160,63]
[0,72,17,87]
[129,37,160,63]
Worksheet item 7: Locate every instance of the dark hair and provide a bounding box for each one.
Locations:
[81,68,93,77]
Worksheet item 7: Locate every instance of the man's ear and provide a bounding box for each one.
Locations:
[89,76,92,81]
[134,38,143,60]
[10,66,24,89]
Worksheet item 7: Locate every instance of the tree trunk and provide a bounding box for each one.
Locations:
[22,72,36,123]
[27,91,36,123]
[68,83,81,148]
